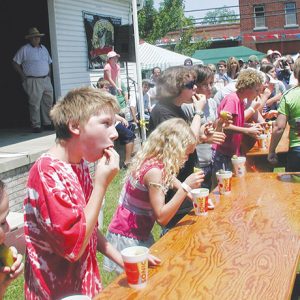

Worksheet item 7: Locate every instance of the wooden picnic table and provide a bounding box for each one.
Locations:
[95,173,300,300]
[246,125,290,172]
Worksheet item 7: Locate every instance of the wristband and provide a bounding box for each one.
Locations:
[248,107,256,113]
[194,110,204,118]
[181,182,192,193]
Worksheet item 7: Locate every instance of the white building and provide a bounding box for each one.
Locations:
[1,0,134,128]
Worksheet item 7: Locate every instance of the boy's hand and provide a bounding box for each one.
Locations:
[95,148,120,188]
[0,247,23,288]
[268,152,278,165]
[192,94,206,112]
[119,117,128,127]
[199,122,213,142]
[205,131,226,145]
[246,124,263,138]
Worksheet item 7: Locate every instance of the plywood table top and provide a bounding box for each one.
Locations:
[95,173,300,300]
[247,125,290,157]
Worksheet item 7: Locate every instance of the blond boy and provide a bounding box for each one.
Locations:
[24,87,123,299]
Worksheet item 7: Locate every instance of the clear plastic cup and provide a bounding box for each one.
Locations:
[190,188,209,216]
[231,156,246,177]
[257,134,268,149]
[121,246,149,289]
[216,171,232,195]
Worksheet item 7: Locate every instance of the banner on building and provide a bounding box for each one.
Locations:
[82,11,121,69]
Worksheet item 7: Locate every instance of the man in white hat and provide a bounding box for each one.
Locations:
[103,50,121,95]
[12,27,53,133]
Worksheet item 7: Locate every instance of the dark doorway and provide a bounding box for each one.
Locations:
[0,0,50,129]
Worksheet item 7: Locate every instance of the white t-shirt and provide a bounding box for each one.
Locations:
[13,43,52,77]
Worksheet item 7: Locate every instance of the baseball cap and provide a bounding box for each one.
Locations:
[267,49,273,56]
[107,51,120,59]
[248,55,259,62]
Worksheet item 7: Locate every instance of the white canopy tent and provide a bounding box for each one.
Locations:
[138,41,203,71]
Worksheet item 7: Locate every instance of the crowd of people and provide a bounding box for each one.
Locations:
[1,45,299,299]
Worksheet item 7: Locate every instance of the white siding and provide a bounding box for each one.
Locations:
[48,0,135,98]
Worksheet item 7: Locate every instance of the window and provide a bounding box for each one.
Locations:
[254,5,266,28]
[285,2,297,26]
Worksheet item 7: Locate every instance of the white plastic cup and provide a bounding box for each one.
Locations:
[60,296,91,300]
[121,246,149,289]
[231,156,246,177]
[257,134,268,149]
[216,171,232,195]
[190,188,209,216]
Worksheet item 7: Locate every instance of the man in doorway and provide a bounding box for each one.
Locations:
[12,27,54,133]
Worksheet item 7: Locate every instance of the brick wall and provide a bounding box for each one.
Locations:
[0,165,33,212]
[240,0,300,52]
[0,162,97,213]
[240,0,290,33]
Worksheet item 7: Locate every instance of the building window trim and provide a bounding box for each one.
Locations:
[253,5,266,29]
[285,2,298,26]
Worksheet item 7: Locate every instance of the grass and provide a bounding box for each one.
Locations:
[4,168,161,298]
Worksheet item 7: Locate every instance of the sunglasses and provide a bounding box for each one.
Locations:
[184,80,196,89]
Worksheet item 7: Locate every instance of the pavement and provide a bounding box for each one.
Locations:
[0,128,56,173]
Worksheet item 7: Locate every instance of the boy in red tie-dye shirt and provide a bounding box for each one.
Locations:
[24,87,123,299]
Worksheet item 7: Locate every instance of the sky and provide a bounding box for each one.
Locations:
[153,0,240,22]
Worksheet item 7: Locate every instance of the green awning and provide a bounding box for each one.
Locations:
[192,46,266,65]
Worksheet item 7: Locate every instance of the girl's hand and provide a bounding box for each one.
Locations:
[95,147,119,188]
[184,171,205,190]
[148,254,161,267]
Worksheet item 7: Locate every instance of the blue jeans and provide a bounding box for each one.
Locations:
[286,146,300,172]
[211,150,232,174]
[201,164,213,191]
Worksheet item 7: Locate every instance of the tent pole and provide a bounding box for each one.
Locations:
[131,0,146,142]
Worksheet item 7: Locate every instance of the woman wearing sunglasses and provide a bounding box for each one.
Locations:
[149,66,206,235]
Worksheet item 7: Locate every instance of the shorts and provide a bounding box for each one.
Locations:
[103,231,155,274]
[286,146,300,172]
[115,122,136,145]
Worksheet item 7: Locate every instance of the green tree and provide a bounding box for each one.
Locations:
[138,0,210,55]
[174,23,211,57]
[202,7,238,24]
[137,0,158,40]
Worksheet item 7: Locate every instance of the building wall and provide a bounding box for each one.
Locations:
[240,0,300,54]
[48,0,136,98]
[157,23,241,47]
[0,0,136,213]
[0,162,97,213]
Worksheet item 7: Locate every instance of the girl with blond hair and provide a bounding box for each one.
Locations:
[104,118,204,273]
